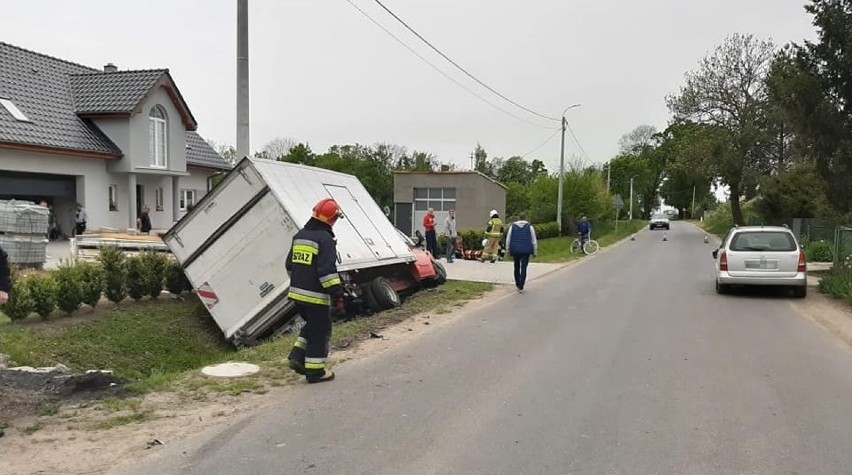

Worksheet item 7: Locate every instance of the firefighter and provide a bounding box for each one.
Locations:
[285,198,346,384]
[481,209,504,263]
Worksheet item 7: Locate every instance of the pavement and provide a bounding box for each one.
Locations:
[114,221,852,475]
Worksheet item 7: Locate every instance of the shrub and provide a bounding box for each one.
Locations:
[3,270,34,321]
[28,274,58,320]
[77,261,105,309]
[819,270,852,304]
[99,246,128,304]
[805,240,833,263]
[54,259,82,315]
[164,260,187,295]
[126,255,146,301]
[459,228,486,251]
[139,251,168,299]
[534,222,559,239]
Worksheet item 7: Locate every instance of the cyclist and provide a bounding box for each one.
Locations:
[576,216,591,250]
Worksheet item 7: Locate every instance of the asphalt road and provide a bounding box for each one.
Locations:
[116,222,852,475]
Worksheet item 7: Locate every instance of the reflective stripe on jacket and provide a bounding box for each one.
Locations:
[285,219,344,307]
[485,218,503,238]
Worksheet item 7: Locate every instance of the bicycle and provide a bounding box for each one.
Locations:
[570,232,599,255]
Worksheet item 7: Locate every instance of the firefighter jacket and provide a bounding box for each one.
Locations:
[485,217,504,238]
[285,219,344,307]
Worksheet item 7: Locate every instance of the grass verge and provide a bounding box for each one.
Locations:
[522,220,647,263]
[818,270,852,305]
[0,280,494,395]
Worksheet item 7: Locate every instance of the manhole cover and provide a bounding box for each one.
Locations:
[201,362,260,378]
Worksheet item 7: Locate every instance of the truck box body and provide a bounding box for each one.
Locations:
[164,158,415,345]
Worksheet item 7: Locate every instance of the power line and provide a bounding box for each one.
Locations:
[344,0,554,129]
[565,120,593,162]
[371,0,560,123]
[520,128,561,158]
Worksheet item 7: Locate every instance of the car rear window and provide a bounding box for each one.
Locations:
[729,231,797,252]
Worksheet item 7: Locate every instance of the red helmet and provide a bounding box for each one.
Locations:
[312,198,344,226]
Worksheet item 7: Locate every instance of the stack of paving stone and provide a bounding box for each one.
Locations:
[0,200,49,267]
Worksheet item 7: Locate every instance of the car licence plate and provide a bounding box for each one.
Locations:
[745,259,778,270]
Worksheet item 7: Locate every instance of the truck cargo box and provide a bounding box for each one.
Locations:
[164,158,417,345]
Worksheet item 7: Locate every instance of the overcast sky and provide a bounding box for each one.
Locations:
[4,0,816,172]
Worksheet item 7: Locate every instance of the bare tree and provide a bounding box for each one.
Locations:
[261,137,298,160]
[618,125,659,154]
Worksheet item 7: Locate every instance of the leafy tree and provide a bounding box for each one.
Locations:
[767,0,852,213]
[755,161,833,222]
[495,156,548,186]
[472,144,495,178]
[618,125,658,155]
[667,33,776,224]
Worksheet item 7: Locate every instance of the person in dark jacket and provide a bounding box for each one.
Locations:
[137,205,152,234]
[0,246,11,306]
[577,216,591,247]
[506,212,538,293]
[285,198,346,384]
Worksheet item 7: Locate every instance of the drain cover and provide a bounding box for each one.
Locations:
[201,362,260,378]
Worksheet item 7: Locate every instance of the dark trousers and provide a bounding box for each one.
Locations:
[446,236,457,261]
[513,254,531,290]
[425,230,438,256]
[289,303,332,378]
[75,222,86,236]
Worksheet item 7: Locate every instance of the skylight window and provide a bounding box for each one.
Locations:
[0,97,31,122]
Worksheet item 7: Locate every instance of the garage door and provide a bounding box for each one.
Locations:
[0,171,75,197]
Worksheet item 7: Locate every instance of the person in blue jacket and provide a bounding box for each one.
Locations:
[506,212,538,293]
[577,216,592,248]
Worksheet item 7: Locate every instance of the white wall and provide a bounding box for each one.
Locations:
[128,86,188,174]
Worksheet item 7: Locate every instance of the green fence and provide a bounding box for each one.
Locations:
[834,227,852,272]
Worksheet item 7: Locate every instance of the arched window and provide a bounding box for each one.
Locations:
[149,106,168,167]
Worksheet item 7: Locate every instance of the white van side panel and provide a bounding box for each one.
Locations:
[182,191,298,339]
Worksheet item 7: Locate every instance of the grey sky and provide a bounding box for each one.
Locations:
[4,1,815,172]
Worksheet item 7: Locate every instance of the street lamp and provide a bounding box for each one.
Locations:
[557,103,582,235]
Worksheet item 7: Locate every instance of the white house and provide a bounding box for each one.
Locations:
[0,42,231,236]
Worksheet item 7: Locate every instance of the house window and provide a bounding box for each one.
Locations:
[0,97,31,122]
[149,106,168,168]
[108,185,118,211]
[414,187,456,211]
[155,187,164,211]
[180,189,196,212]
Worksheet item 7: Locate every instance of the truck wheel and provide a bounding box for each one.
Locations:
[433,261,447,286]
[368,277,400,311]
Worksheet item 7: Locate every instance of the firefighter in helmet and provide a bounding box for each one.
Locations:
[286,198,345,383]
[482,209,504,263]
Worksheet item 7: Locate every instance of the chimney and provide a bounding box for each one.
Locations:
[104,63,118,73]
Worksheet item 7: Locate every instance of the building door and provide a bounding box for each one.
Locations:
[136,184,144,219]
[395,202,413,236]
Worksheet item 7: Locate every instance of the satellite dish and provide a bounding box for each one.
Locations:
[383,206,391,217]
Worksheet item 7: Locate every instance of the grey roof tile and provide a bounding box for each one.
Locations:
[0,42,122,156]
[186,131,231,170]
[70,69,166,114]
[1,42,210,162]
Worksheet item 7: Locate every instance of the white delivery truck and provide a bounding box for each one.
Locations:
[164,158,446,346]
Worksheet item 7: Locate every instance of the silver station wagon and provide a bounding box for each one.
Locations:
[712,225,807,298]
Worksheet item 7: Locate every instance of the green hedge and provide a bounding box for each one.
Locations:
[805,240,833,263]
[2,249,189,323]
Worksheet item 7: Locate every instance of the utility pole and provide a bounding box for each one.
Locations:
[236,0,250,160]
[606,161,611,191]
[469,152,474,171]
[557,104,581,235]
[557,116,566,235]
[691,184,696,220]
[629,177,634,220]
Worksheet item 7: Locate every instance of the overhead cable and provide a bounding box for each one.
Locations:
[345,0,554,129]
[371,0,560,123]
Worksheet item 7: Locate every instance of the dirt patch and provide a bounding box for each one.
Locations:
[0,368,128,426]
[791,291,852,349]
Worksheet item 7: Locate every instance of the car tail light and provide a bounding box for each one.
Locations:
[798,250,807,272]
[719,250,728,271]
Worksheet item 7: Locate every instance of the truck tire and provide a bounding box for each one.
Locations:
[432,261,447,286]
[367,277,400,311]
